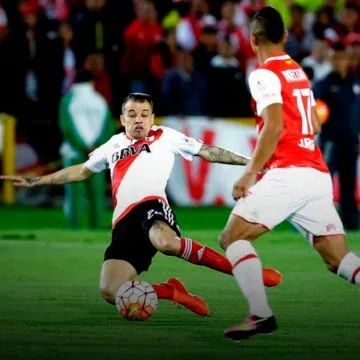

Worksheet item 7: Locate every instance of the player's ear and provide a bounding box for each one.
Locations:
[120,115,126,127]
[282,31,289,45]
[250,33,257,47]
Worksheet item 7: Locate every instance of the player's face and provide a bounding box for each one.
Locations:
[121,100,154,140]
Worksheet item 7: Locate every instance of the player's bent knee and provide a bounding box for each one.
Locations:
[151,235,177,254]
[149,221,179,255]
[219,231,234,250]
[100,285,116,304]
[219,216,268,250]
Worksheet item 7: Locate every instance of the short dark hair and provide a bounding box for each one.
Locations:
[121,93,154,113]
[250,6,285,45]
[75,69,95,83]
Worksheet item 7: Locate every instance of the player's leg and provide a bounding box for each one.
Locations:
[289,171,360,287]
[99,259,137,304]
[220,216,275,316]
[219,169,305,340]
[99,259,208,314]
[148,219,279,287]
[313,235,360,286]
[103,206,209,315]
[149,220,231,273]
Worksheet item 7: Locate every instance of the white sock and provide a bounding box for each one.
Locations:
[337,252,360,286]
[226,240,273,318]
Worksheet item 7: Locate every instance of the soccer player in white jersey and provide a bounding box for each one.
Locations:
[1,92,280,316]
[219,7,360,340]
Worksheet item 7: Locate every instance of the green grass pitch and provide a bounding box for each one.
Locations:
[0,206,359,360]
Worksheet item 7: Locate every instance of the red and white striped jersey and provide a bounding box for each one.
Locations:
[85,126,202,227]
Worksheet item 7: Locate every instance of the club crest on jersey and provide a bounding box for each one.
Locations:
[111,143,151,163]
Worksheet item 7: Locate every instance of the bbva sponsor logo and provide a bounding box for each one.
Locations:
[112,144,151,162]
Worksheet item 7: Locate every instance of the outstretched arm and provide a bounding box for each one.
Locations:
[0,163,93,188]
[196,145,250,165]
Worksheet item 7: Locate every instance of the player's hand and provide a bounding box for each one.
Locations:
[232,172,256,200]
[0,175,40,187]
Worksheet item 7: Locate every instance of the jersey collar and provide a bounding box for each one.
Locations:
[264,53,291,64]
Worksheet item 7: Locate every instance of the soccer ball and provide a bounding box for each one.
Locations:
[115,280,158,321]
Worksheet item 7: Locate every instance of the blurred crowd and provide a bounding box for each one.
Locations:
[0,0,359,165]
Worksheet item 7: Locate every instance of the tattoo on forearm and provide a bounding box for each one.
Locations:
[51,173,70,184]
[200,145,249,165]
[24,176,41,185]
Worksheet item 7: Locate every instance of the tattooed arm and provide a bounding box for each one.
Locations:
[0,164,93,188]
[196,145,250,165]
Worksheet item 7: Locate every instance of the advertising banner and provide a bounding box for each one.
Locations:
[163,117,360,206]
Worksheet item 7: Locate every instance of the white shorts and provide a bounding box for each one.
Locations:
[232,168,345,244]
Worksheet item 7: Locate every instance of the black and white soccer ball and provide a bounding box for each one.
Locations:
[115,280,158,321]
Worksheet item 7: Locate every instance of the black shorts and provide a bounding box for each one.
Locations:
[104,199,181,274]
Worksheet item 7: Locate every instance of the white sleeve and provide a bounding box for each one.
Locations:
[248,69,283,116]
[84,143,109,173]
[165,127,203,161]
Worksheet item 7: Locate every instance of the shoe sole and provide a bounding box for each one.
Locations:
[225,326,278,341]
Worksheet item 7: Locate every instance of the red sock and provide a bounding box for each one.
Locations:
[152,283,174,300]
[179,238,232,275]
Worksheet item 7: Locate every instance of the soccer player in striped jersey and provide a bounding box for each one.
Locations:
[1,93,280,316]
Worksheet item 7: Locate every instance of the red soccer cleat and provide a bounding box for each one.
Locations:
[262,268,283,287]
[166,278,210,316]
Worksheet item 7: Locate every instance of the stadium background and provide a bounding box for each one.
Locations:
[0,1,360,360]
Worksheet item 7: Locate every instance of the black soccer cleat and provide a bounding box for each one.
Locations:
[224,314,278,340]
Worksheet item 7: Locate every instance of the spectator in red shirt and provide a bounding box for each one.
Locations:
[122,0,162,93]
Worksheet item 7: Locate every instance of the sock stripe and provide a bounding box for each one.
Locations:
[182,238,192,260]
[185,238,192,260]
[351,266,360,284]
[232,253,257,269]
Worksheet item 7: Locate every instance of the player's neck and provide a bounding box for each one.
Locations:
[257,45,286,65]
